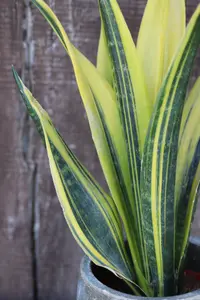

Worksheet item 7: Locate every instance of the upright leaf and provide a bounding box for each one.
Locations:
[177,77,200,203]
[141,6,200,296]
[13,68,136,286]
[137,0,186,104]
[98,0,152,290]
[31,0,151,294]
[99,0,151,151]
[176,77,200,272]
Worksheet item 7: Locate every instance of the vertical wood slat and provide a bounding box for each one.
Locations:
[0,1,34,299]
[0,1,199,300]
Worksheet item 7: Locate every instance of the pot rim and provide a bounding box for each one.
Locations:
[80,237,200,299]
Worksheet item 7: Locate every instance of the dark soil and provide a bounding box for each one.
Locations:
[92,263,200,296]
[181,270,200,293]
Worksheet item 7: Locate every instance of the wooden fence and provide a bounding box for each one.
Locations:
[0,1,199,299]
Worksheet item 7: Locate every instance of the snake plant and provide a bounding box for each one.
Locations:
[13,0,200,297]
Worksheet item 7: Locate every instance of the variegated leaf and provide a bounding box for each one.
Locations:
[12,67,138,288]
[176,77,200,272]
[98,1,152,292]
[31,0,151,295]
[141,5,200,296]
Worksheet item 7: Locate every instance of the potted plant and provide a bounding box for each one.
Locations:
[13,0,200,298]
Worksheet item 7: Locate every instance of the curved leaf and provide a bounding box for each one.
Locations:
[12,68,135,285]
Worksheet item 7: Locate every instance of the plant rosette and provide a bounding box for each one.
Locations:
[13,0,200,298]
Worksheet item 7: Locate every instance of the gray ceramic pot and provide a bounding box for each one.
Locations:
[77,237,200,300]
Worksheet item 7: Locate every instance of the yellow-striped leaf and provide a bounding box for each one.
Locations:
[176,77,200,272]
[31,0,151,295]
[141,5,200,296]
[12,67,137,286]
[177,77,200,204]
[32,0,129,247]
[137,0,186,105]
[99,0,151,151]
[176,151,200,274]
[98,0,152,291]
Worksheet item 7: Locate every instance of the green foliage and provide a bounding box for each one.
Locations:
[13,0,200,297]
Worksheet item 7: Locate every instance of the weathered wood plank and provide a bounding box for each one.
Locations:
[0,1,34,299]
